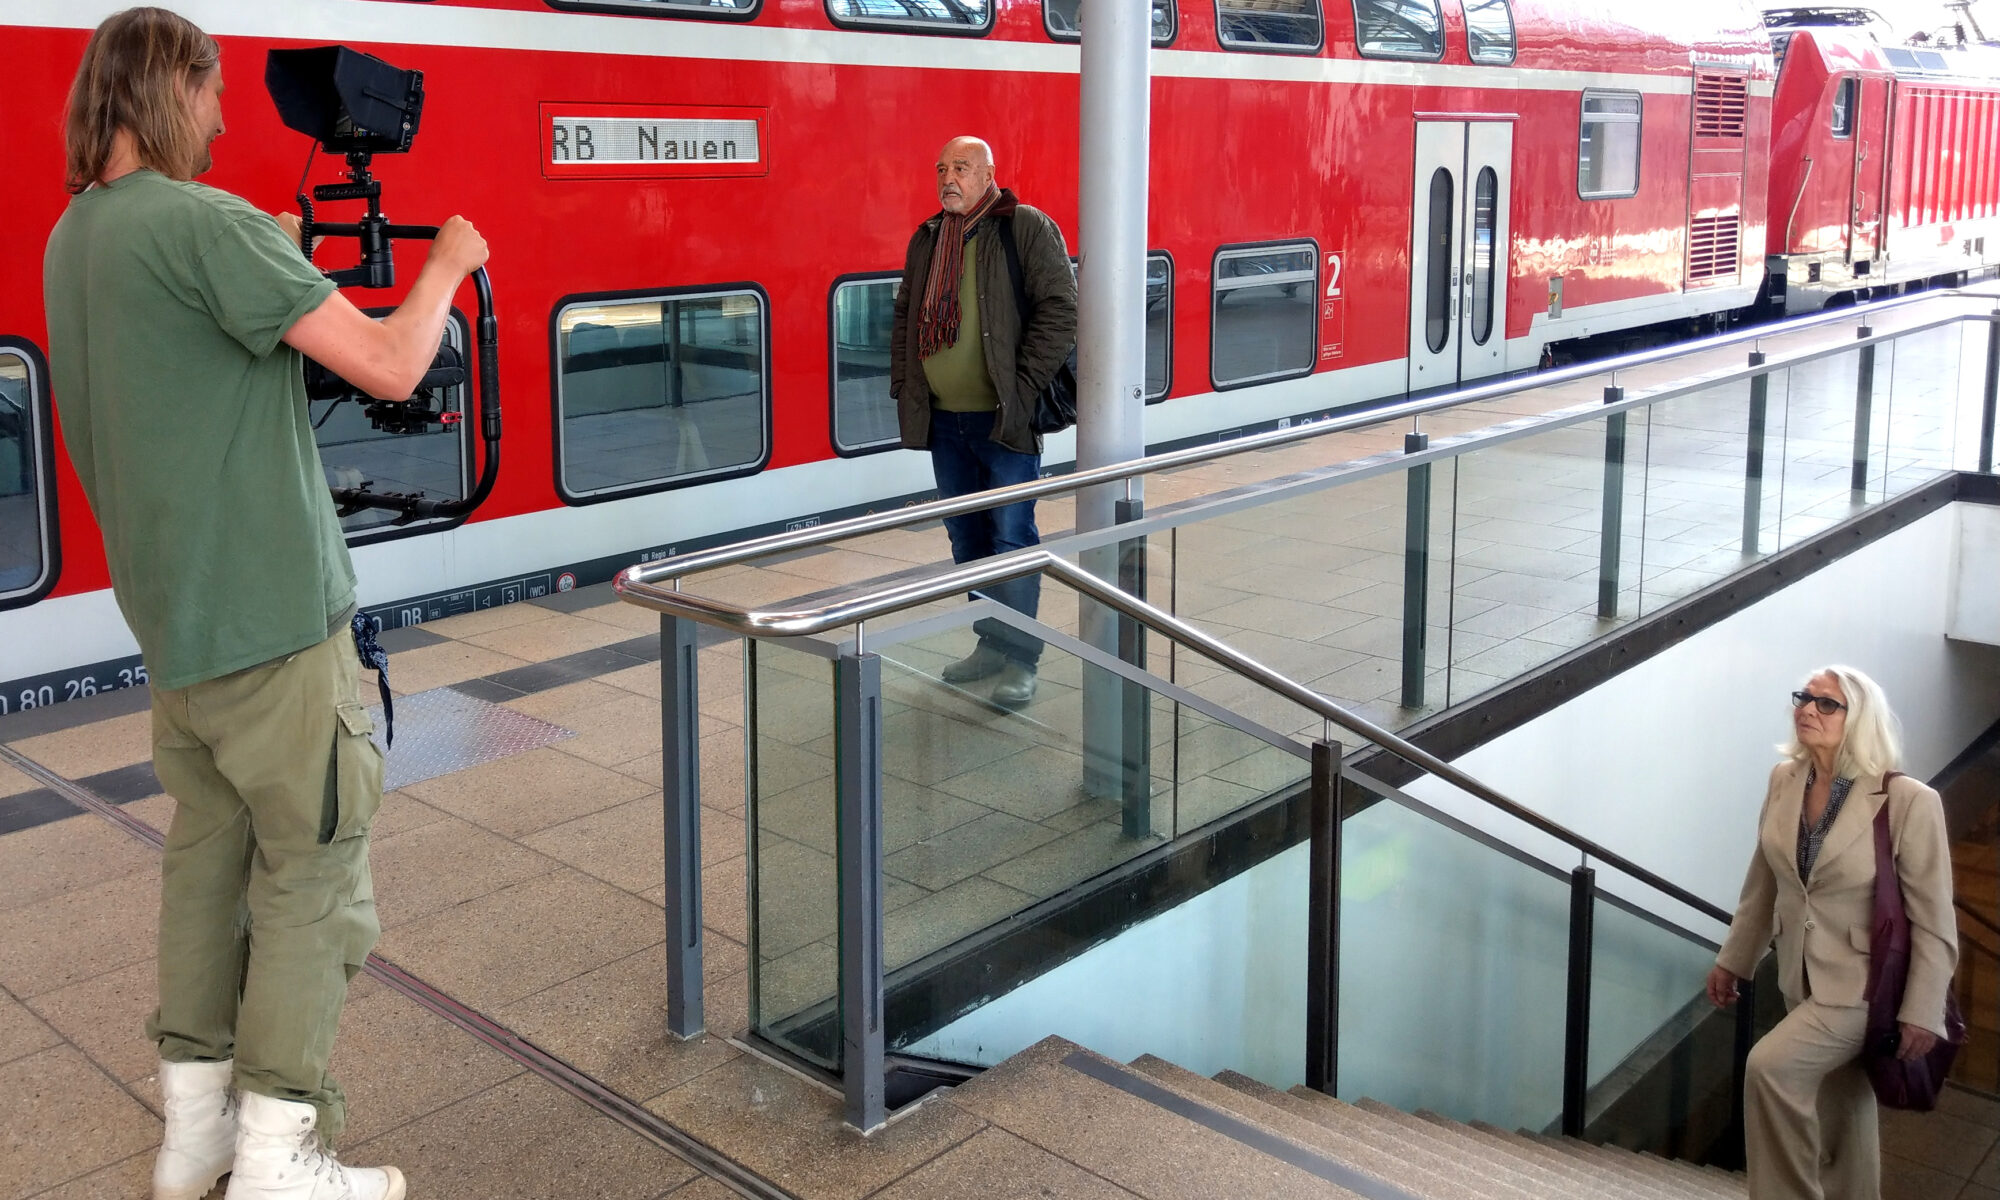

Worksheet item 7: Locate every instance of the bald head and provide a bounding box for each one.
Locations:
[936,136,997,214]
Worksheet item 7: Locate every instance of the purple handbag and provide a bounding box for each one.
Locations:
[1864,788,1965,1111]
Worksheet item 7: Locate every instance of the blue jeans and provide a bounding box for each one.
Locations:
[929,409,1043,666]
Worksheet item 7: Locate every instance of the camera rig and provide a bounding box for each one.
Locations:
[266,46,501,524]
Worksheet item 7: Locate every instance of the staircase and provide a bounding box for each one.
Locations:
[927,1036,1745,1199]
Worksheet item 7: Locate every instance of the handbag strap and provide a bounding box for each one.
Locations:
[995,214,1033,326]
[1868,775,1911,996]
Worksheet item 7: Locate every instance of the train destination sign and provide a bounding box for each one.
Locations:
[541,103,768,179]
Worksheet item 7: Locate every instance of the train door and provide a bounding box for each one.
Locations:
[1848,75,1889,263]
[1407,120,1513,393]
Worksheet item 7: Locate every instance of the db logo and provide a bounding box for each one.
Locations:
[557,573,577,592]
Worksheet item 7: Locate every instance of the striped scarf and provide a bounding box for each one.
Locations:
[916,186,1001,358]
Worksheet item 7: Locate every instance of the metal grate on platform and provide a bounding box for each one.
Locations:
[368,686,576,791]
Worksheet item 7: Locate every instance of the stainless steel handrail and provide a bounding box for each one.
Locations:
[621,285,1998,588]
[617,549,1734,924]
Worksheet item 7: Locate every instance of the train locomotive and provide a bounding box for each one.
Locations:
[1,0,1995,710]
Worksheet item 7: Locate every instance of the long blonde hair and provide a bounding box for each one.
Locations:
[1779,664,1904,780]
[62,8,219,194]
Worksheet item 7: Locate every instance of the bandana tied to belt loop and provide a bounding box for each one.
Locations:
[351,611,394,749]
[916,186,1001,359]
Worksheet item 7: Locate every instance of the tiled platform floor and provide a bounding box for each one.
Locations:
[4,295,1995,1198]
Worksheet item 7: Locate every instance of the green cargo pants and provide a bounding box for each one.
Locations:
[146,629,384,1143]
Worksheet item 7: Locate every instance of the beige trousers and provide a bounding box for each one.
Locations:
[1745,996,1878,1200]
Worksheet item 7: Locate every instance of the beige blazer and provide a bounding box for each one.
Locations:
[1716,762,1957,1036]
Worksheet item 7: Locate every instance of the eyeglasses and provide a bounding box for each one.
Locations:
[1790,690,1847,715]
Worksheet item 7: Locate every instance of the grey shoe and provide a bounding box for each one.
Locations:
[991,661,1038,709]
[941,645,1006,684]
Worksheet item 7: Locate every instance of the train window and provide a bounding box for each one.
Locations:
[545,0,759,19]
[1578,90,1642,199]
[1464,0,1514,63]
[555,287,770,502]
[0,340,56,606]
[1831,77,1857,138]
[1144,254,1174,402]
[1470,168,1498,345]
[1353,0,1442,61]
[831,276,901,455]
[1217,0,1324,53]
[1046,0,1176,44]
[315,310,473,539]
[1425,171,1454,353]
[825,0,992,35]
[1211,242,1317,388]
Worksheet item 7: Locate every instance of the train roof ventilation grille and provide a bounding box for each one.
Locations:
[1695,73,1749,138]
[1688,213,1742,280]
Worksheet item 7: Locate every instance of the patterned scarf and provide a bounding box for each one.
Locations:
[916,186,1001,358]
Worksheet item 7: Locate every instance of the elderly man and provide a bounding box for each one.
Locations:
[889,136,1077,708]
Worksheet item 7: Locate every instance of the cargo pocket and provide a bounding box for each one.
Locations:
[319,702,385,844]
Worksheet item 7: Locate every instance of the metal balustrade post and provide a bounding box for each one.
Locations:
[659,614,704,1037]
[1562,862,1597,1137]
[1306,739,1344,1095]
[1598,387,1627,620]
[1116,497,1152,839]
[1401,433,1432,710]
[1982,309,1999,474]
[1725,976,1758,1170]
[837,650,886,1132]
[1742,351,1769,556]
[1852,323,1876,499]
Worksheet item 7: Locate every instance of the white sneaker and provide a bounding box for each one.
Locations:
[224,1091,404,1200]
[155,1059,237,1200]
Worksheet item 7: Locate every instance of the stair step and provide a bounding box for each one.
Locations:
[1456,1119,1692,1200]
[1353,1100,1643,1200]
[1544,1135,1741,1200]
[1123,1057,1478,1200]
[938,1037,1365,1200]
[1285,1088,1598,1200]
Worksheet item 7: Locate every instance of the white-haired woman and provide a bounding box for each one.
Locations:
[1706,665,1956,1199]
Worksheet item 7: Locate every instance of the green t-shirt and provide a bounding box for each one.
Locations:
[43,170,351,691]
[921,233,999,413]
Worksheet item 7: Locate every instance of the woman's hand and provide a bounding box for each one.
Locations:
[1898,1023,1939,1061]
[1706,964,1744,1008]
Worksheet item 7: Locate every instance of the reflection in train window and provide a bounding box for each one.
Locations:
[1217,0,1323,52]
[826,0,991,34]
[1353,0,1442,60]
[1046,0,1175,44]
[1463,0,1515,63]
[314,310,472,538]
[0,344,53,602]
[1471,168,1499,345]
[555,287,770,501]
[831,276,902,455]
[545,0,758,18]
[1578,90,1642,198]
[1212,242,1317,388]
[1143,254,1174,402]
[1831,76,1857,138]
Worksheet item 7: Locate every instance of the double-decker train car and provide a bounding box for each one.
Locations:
[0,0,1777,709]
[1764,25,2000,306]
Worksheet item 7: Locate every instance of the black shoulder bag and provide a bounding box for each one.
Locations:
[995,215,1079,436]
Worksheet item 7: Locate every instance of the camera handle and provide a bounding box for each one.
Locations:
[317,219,502,523]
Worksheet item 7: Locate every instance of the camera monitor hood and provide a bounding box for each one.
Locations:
[266,46,424,155]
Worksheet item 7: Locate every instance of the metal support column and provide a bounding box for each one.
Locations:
[837,651,886,1132]
[1597,387,1626,620]
[1851,323,1876,499]
[1742,351,1769,556]
[1116,496,1152,838]
[1400,432,1432,710]
[1724,976,1759,1170]
[1305,739,1344,1095]
[1561,862,1597,1138]
[1982,309,1999,474]
[659,614,704,1038]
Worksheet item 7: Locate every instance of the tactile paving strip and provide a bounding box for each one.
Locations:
[368,686,576,791]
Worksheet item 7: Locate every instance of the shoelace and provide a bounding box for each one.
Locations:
[293,1130,348,1190]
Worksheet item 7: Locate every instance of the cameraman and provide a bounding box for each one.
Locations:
[42,9,485,1200]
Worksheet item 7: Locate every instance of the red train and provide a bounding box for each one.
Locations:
[0,0,1991,709]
